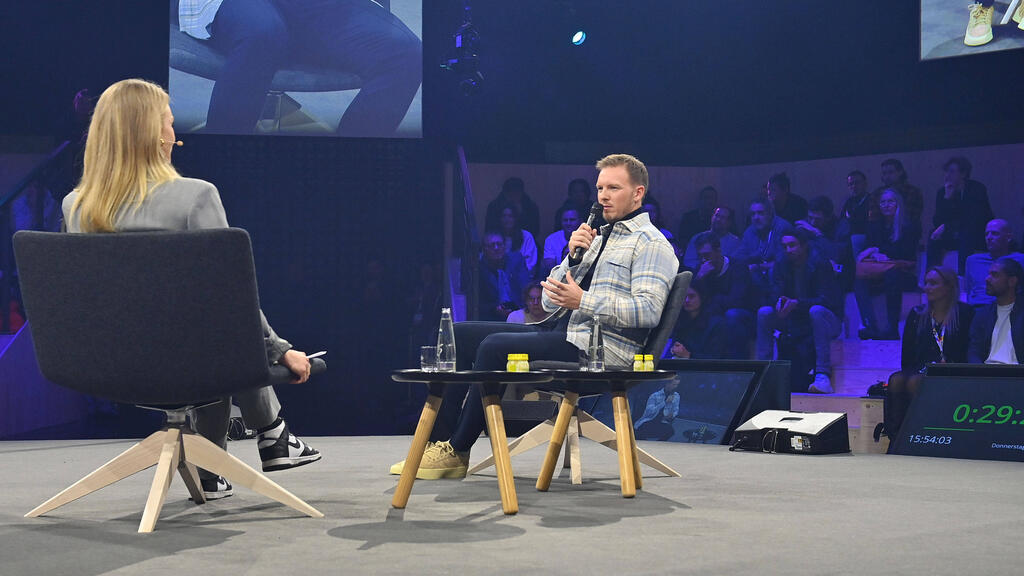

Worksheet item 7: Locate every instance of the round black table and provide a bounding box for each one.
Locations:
[390,369,554,515]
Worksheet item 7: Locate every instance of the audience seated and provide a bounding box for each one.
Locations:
[497,203,538,274]
[542,206,581,274]
[757,229,843,394]
[766,172,808,226]
[485,176,541,242]
[968,257,1024,364]
[884,267,974,439]
[964,219,1024,308]
[839,170,872,239]
[689,231,752,358]
[799,195,854,291]
[735,196,794,298]
[682,206,740,270]
[677,185,719,249]
[669,281,729,360]
[506,282,547,324]
[853,189,922,340]
[475,230,531,321]
[871,158,924,225]
[641,195,675,243]
[553,178,594,231]
[927,156,993,271]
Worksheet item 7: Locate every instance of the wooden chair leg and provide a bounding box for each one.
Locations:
[625,397,642,490]
[482,394,518,515]
[392,393,442,509]
[611,392,636,498]
[576,410,681,477]
[177,455,205,504]
[180,433,323,519]
[139,429,183,533]
[566,414,582,485]
[26,430,166,518]
[467,417,556,475]
[536,391,579,491]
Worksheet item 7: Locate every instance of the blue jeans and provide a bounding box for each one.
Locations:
[206,0,421,136]
[853,268,916,333]
[756,305,841,374]
[430,322,580,452]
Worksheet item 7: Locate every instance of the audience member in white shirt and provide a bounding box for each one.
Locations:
[542,207,581,274]
[505,282,548,324]
[968,257,1024,364]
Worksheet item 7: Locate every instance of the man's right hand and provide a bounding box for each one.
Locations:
[671,341,691,359]
[567,223,597,259]
[697,260,716,279]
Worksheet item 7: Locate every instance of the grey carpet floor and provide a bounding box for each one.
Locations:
[1,436,1021,575]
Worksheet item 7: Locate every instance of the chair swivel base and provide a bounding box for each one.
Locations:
[468,398,681,485]
[25,416,323,533]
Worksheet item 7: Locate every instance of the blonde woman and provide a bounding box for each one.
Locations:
[62,79,320,499]
[884,267,973,442]
[853,188,922,340]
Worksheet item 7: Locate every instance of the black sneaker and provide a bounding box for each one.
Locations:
[200,476,233,500]
[258,419,321,472]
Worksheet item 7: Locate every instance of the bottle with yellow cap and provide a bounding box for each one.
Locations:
[643,354,655,372]
[633,354,644,371]
[507,353,519,372]
[518,353,530,372]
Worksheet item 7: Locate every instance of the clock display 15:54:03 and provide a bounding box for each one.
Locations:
[952,404,1024,425]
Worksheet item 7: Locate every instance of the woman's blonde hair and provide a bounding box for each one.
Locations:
[71,79,179,232]
[918,266,961,340]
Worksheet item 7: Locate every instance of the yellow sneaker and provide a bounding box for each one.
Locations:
[389,441,469,479]
[388,441,436,475]
[964,3,995,46]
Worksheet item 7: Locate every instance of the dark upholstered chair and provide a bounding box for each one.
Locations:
[13,229,325,532]
[468,271,692,492]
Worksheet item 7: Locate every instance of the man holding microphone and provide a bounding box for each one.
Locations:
[391,154,679,479]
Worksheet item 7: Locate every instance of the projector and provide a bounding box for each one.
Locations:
[730,410,851,455]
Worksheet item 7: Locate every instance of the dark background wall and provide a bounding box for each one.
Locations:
[2,1,1022,436]
[425,1,1024,165]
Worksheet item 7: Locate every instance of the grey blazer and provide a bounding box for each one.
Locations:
[63,178,292,362]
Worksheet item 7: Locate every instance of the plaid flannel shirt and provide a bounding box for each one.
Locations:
[178,0,225,40]
[542,212,678,368]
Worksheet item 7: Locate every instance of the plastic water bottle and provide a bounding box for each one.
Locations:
[437,308,457,372]
[587,316,605,372]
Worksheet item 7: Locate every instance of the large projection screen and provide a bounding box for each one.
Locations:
[169,0,422,137]
[921,0,1024,60]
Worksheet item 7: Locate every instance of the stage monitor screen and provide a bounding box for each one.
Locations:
[891,365,1024,462]
[168,0,422,137]
[587,360,791,446]
[921,0,1024,60]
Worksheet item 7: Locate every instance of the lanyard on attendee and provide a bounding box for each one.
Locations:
[931,317,946,362]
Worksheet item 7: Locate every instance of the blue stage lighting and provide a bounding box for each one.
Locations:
[572,30,586,45]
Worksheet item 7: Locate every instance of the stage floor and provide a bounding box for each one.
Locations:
[2,436,1021,575]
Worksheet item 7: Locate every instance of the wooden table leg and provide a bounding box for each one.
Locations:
[392,391,443,509]
[625,396,642,490]
[611,392,636,498]
[482,393,518,515]
[536,391,579,491]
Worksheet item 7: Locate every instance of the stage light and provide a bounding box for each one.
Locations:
[441,1,482,95]
[572,30,586,45]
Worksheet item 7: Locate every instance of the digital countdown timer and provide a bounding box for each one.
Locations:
[891,367,1024,462]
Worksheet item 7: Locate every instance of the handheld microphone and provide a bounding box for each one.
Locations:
[572,202,604,260]
[160,139,184,147]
